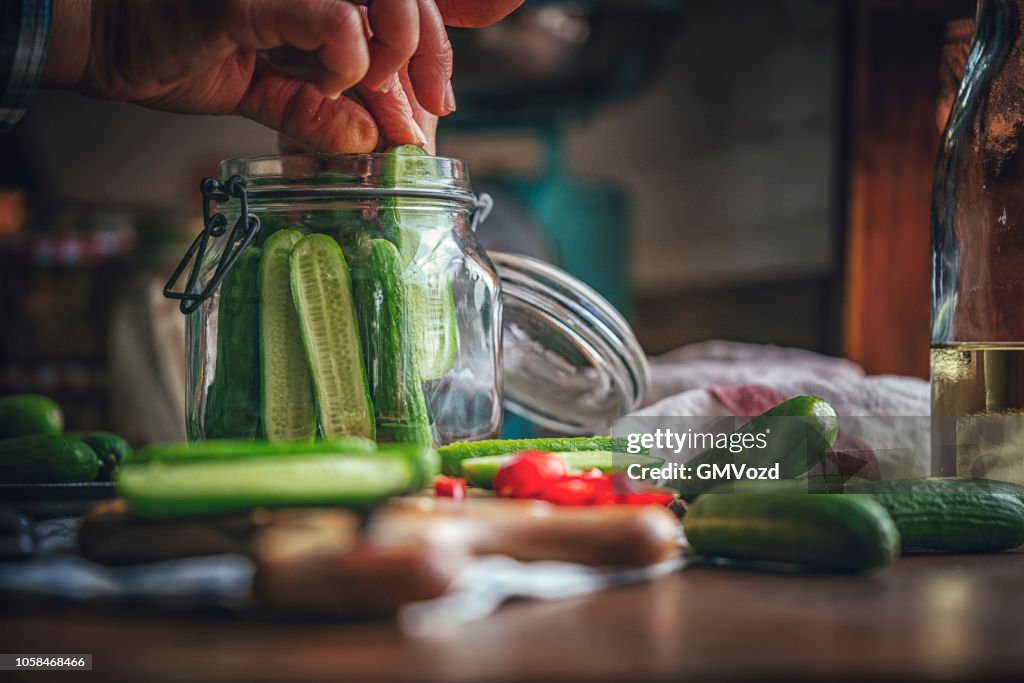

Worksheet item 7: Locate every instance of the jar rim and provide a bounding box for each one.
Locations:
[219,153,476,206]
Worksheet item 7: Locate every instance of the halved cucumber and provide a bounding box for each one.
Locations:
[260,229,316,442]
[117,452,416,517]
[124,437,376,465]
[290,234,375,440]
[439,436,640,477]
[460,451,665,489]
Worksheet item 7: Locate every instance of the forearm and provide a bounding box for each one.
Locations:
[40,0,89,89]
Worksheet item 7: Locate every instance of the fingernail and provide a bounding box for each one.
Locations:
[443,81,456,113]
[411,118,428,147]
[378,74,398,94]
[326,90,342,101]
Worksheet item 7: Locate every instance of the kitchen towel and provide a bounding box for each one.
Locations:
[627,341,931,479]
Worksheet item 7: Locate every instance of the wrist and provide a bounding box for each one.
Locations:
[41,0,91,89]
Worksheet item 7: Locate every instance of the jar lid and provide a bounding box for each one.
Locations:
[492,251,649,434]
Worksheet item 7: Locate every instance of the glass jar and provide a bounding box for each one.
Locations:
[165,153,647,446]
[931,0,1024,482]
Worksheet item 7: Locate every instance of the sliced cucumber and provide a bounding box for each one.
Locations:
[439,436,640,476]
[356,239,433,447]
[260,229,316,442]
[290,234,375,440]
[461,451,666,489]
[124,438,376,465]
[117,452,416,517]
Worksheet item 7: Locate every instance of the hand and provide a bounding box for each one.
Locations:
[41,0,459,151]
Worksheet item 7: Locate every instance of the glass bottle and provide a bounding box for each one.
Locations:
[931,0,1024,482]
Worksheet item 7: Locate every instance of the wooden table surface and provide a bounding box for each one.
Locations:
[3,550,1024,683]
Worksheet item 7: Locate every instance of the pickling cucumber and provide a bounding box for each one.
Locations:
[0,394,63,438]
[709,476,1024,553]
[260,229,316,442]
[866,491,1024,553]
[356,239,432,447]
[0,434,99,484]
[204,247,262,439]
[460,451,665,489]
[439,437,639,476]
[685,493,899,574]
[123,437,376,465]
[117,452,418,517]
[673,396,839,500]
[80,431,131,482]
[290,234,375,440]
[380,145,459,380]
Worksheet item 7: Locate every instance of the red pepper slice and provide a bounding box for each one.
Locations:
[537,475,616,506]
[434,475,467,500]
[493,451,568,499]
[613,492,676,506]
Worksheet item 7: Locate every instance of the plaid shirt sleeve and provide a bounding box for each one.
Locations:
[0,0,52,130]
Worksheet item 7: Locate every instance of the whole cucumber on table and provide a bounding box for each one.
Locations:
[204,247,262,439]
[684,493,899,574]
[355,239,432,447]
[260,229,316,442]
[673,396,839,500]
[0,434,99,484]
[290,234,375,440]
[0,394,63,439]
[80,431,131,482]
[711,476,1024,553]
[439,436,639,477]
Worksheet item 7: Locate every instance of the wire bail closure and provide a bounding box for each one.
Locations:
[163,176,261,314]
[164,180,491,315]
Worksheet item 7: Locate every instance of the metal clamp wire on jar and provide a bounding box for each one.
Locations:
[163,176,493,315]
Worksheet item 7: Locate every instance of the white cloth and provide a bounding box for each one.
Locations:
[628,341,931,479]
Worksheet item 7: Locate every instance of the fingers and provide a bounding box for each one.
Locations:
[399,66,439,154]
[227,0,369,99]
[360,0,420,93]
[237,62,379,153]
[407,0,455,116]
[435,0,526,27]
[356,75,428,150]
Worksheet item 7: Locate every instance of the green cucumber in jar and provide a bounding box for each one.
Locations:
[260,229,316,442]
[204,247,262,439]
[381,145,459,380]
[290,234,375,440]
[356,239,432,447]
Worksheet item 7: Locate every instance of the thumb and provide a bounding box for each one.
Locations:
[235,61,379,153]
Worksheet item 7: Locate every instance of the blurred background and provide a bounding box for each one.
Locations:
[0,0,976,439]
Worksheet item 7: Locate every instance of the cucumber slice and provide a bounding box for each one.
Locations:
[290,234,375,440]
[356,239,433,446]
[438,436,640,476]
[260,229,316,442]
[124,438,376,465]
[117,452,416,517]
[381,145,459,380]
[205,247,262,439]
[460,451,665,489]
